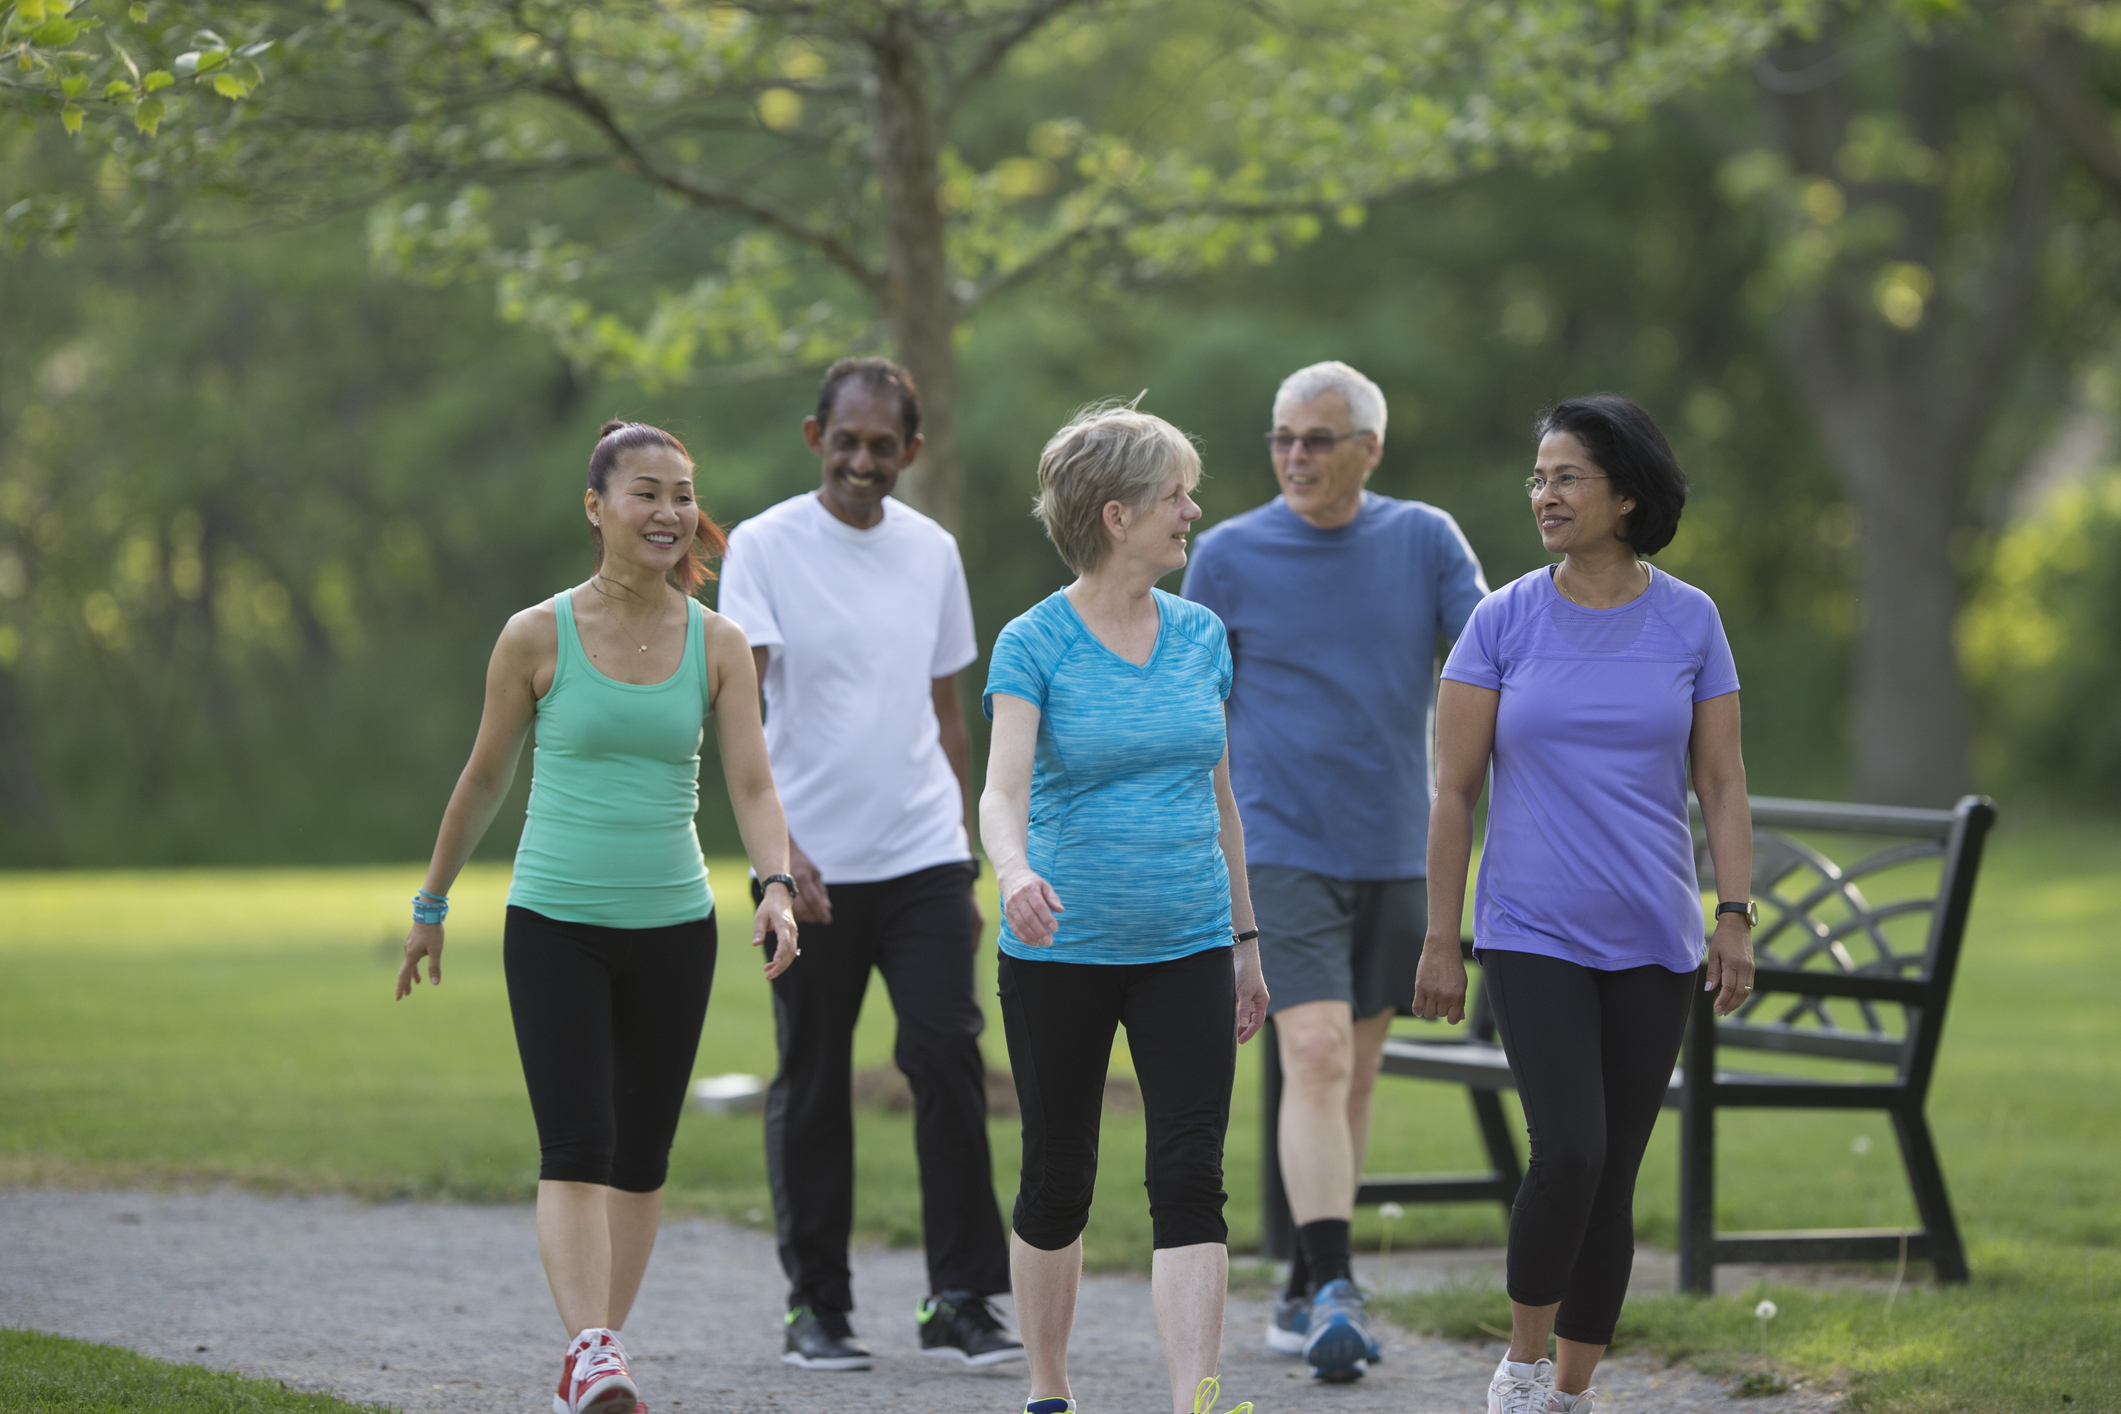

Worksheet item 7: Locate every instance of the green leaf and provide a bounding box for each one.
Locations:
[61,73,89,97]
[17,0,53,24]
[30,19,84,44]
[129,3,149,20]
[141,69,172,91]
[132,95,163,135]
[103,79,134,98]
[209,71,249,99]
[60,104,83,136]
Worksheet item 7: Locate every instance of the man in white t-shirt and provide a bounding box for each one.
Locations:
[717,358,1019,1374]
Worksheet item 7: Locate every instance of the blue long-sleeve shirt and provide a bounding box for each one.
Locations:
[1181,491,1487,880]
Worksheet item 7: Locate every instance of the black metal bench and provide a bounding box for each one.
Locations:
[1257,793,1996,1294]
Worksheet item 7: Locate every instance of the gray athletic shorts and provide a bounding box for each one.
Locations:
[1250,866,1428,1020]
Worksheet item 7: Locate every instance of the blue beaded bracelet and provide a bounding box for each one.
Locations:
[412,889,449,926]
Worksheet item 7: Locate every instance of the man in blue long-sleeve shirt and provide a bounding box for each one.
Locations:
[1183,361,1487,1382]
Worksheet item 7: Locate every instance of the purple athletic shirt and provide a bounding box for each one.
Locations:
[1440,565,1740,973]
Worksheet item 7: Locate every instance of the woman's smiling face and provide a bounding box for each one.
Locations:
[589,444,699,575]
[1531,430,1632,556]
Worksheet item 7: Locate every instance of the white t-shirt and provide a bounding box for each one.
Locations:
[717,492,978,884]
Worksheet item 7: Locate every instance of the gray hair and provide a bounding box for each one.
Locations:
[1033,401,1202,573]
[1274,361,1387,440]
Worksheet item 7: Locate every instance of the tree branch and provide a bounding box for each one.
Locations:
[534,63,883,297]
[1941,115,2061,458]
[1965,26,2121,199]
[943,0,1098,109]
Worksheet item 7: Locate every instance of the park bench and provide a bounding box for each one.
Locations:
[1257,793,1996,1294]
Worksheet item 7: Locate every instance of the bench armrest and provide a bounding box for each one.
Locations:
[1748,965,1928,1004]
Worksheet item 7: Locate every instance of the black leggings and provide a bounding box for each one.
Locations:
[998,945,1236,1252]
[1483,949,1694,1346]
[504,906,717,1193]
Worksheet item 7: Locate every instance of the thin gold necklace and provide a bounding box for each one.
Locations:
[1555,560,1648,609]
[592,575,669,653]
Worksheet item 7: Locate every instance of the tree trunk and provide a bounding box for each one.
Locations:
[868,18,963,531]
[1761,35,2054,805]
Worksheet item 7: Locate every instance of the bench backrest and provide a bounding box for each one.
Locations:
[1690,794,1995,1090]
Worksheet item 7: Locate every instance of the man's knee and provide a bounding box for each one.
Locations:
[1277,1002,1355,1089]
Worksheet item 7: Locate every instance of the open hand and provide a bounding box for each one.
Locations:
[1233,946,1270,1044]
[396,923,443,1000]
[1704,917,1755,1016]
[754,886,800,979]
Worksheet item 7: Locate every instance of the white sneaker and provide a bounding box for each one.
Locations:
[1486,1355,1554,1414]
[1548,1389,1598,1412]
[553,1329,640,1414]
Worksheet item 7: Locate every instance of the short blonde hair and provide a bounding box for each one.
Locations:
[1033,402,1202,573]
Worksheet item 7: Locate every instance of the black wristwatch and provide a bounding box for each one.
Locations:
[761,873,799,900]
[1716,900,1758,927]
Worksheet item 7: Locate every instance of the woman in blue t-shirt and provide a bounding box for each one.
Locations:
[1414,395,1755,1414]
[981,403,1269,1414]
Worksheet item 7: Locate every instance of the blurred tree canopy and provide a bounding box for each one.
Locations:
[6,1,2121,864]
[7,0,1815,530]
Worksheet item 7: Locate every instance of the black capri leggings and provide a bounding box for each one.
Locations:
[1483,949,1695,1346]
[504,905,717,1193]
[998,944,1236,1252]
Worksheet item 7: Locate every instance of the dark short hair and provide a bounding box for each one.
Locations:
[1534,394,1689,556]
[815,357,921,441]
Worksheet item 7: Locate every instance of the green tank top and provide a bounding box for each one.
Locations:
[507,591,716,927]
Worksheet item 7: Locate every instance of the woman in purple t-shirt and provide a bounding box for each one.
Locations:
[1413,395,1755,1414]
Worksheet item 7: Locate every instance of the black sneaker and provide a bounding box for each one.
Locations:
[916,1289,1025,1367]
[781,1304,873,1371]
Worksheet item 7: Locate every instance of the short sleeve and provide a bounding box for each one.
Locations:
[1429,510,1490,641]
[1212,612,1233,702]
[1440,594,1505,691]
[1179,534,1229,620]
[930,540,978,678]
[1692,597,1742,703]
[714,524,781,650]
[982,615,1050,721]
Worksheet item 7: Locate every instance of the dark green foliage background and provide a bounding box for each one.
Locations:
[0,96,2105,866]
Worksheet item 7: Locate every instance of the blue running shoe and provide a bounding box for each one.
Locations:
[1299,1277,1372,1382]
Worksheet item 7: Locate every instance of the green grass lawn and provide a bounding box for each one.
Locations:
[0,1329,386,1413]
[2,821,2117,1410]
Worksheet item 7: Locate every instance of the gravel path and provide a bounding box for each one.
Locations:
[0,1189,1839,1413]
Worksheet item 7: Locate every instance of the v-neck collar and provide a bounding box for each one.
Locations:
[1060,588,1165,674]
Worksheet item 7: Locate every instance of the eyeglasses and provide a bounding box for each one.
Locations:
[1266,430,1367,456]
[1524,473,1609,497]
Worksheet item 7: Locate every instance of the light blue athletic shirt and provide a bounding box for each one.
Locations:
[983,588,1234,966]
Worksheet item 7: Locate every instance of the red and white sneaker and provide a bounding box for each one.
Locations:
[552,1329,639,1414]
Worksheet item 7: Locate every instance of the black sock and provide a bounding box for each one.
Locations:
[1296,1218,1352,1292]
[1283,1231,1311,1301]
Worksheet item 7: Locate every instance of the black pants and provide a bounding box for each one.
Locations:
[998,945,1237,1252]
[503,906,717,1193]
[762,862,1009,1311]
[1484,949,1695,1346]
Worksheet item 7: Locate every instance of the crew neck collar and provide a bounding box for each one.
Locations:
[809,490,895,541]
[1544,561,1657,613]
[1272,490,1373,537]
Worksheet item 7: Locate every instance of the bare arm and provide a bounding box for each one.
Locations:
[752,643,829,923]
[718,621,798,977]
[1412,679,1499,1025]
[980,692,1063,945]
[933,672,978,855]
[396,608,549,999]
[1690,692,1754,1015]
[1213,744,1268,1044]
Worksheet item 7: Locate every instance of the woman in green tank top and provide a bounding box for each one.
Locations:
[395,420,800,1414]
